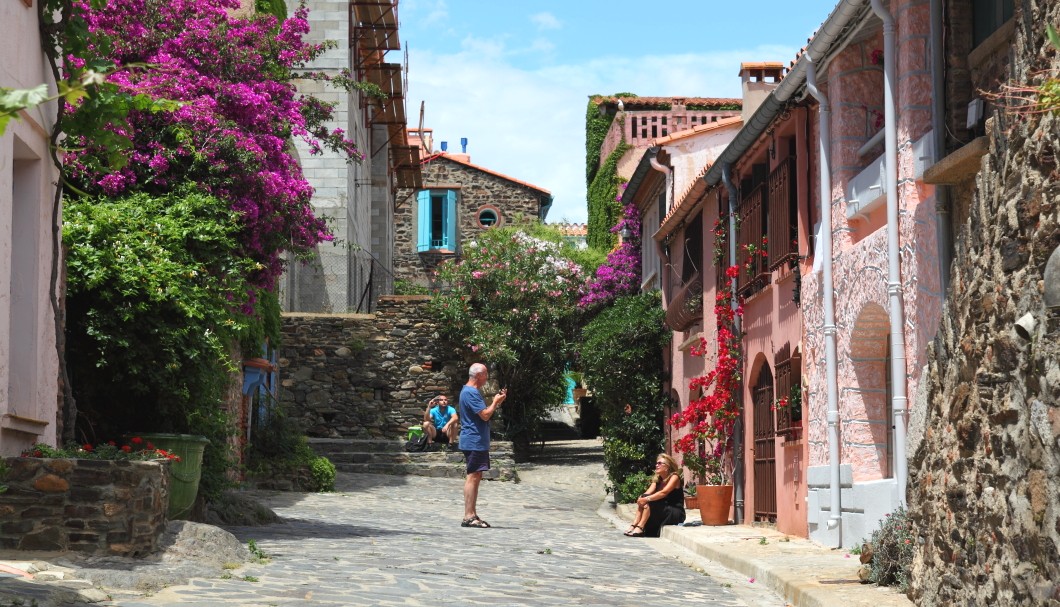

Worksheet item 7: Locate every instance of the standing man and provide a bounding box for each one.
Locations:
[458,362,507,528]
[422,395,458,447]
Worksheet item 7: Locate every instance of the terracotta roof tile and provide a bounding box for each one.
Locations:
[591,96,742,110]
[552,223,587,236]
[422,153,551,195]
[651,116,743,146]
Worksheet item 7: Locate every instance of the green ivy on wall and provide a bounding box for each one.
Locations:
[585,92,638,187]
[586,142,631,251]
[686,102,741,111]
[585,97,616,188]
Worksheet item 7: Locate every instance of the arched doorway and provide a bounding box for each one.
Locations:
[752,363,776,522]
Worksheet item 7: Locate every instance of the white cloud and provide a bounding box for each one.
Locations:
[405,41,797,225]
[530,12,562,31]
[402,0,449,28]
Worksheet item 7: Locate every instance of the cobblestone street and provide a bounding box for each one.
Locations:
[107,440,787,606]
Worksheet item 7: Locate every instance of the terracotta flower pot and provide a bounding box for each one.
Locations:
[684,495,699,510]
[696,484,733,525]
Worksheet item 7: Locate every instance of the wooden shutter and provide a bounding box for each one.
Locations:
[416,190,431,252]
[444,190,458,249]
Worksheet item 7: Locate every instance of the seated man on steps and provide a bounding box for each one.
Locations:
[422,395,458,448]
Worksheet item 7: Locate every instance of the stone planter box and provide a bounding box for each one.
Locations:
[0,456,169,556]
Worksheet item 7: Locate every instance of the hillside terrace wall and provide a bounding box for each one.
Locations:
[278,297,465,439]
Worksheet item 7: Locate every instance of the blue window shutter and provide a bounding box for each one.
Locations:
[445,190,458,250]
[416,190,430,251]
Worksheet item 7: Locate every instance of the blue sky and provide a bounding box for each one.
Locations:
[399,0,840,224]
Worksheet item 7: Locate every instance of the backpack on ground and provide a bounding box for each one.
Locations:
[404,433,428,452]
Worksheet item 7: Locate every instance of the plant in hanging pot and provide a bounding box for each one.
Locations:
[669,264,743,525]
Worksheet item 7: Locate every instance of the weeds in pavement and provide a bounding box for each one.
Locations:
[759,537,768,545]
[247,539,270,563]
[243,575,260,582]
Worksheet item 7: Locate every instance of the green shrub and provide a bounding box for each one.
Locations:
[609,471,653,504]
[309,456,336,492]
[865,507,915,591]
[580,292,669,497]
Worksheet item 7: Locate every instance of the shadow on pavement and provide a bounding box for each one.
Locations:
[226,518,416,542]
[527,439,604,467]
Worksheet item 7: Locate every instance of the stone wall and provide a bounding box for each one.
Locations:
[908,1,1060,604]
[278,296,465,439]
[393,156,547,286]
[0,457,169,556]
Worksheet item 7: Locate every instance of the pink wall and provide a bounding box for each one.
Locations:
[802,0,941,482]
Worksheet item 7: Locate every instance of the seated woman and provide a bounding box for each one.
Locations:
[624,453,686,537]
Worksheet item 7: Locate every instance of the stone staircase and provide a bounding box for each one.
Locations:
[307,438,518,481]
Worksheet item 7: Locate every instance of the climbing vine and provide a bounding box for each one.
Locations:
[586,142,631,250]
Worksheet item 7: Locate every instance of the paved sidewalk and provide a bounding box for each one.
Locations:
[607,503,914,607]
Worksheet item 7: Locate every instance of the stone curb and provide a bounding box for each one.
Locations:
[603,502,914,607]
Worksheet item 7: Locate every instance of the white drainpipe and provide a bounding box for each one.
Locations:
[805,55,842,544]
[870,0,907,507]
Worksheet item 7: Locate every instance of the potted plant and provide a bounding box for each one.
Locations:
[680,439,734,525]
[683,482,698,510]
[669,264,743,526]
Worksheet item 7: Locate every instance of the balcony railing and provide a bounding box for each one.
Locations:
[737,184,769,296]
[767,156,799,270]
[664,272,703,331]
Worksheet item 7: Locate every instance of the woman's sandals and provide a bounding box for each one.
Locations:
[461,515,491,528]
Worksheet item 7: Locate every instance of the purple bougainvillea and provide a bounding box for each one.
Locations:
[64,0,358,288]
[579,198,642,308]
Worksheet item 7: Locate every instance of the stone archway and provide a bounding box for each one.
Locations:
[849,303,893,480]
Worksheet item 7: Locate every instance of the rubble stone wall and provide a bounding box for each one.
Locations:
[0,457,168,556]
[278,296,465,439]
[908,1,1060,603]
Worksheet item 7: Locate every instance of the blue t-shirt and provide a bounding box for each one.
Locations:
[429,405,455,429]
[458,384,490,451]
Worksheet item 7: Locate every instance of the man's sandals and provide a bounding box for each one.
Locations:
[623,524,643,537]
[461,515,491,528]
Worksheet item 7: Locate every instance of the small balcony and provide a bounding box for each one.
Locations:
[664,272,703,331]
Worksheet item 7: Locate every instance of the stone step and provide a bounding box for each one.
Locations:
[308,437,518,482]
[308,437,514,455]
[334,461,516,482]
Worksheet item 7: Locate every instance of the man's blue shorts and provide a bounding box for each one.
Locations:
[463,450,490,473]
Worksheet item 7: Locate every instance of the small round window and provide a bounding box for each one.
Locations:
[477,208,500,228]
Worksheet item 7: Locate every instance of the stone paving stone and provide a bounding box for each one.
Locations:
[104,455,778,607]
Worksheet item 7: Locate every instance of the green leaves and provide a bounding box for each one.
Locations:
[0,84,49,135]
[1047,23,1060,51]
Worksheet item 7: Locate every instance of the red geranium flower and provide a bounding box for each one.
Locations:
[131,436,143,445]
[82,443,93,451]
[121,445,132,452]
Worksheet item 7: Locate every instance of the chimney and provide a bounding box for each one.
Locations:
[739,62,785,121]
[460,137,468,153]
[440,141,448,152]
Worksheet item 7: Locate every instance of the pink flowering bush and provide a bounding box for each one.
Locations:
[63,0,357,287]
[430,227,586,457]
[580,199,642,308]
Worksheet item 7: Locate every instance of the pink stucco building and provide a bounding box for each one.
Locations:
[631,0,1007,546]
[0,0,61,455]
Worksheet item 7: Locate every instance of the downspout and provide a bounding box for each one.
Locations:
[870,0,908,508]
[720,164,744,525]
[648,150,673,215]
[647,146,672,291]
[930,0,952,295]
[805,55,842,543]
